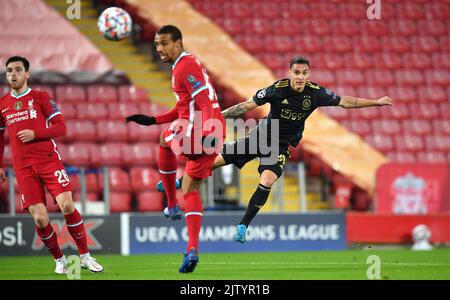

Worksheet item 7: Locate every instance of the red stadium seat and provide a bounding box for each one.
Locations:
[372,120,402,136]
[416,152,447,163]
[431,53,450,69]
[417,86,446,103]
[109,192,132,212]
[76,103,108,120]
[425,135,450,152]
[118,85,150,103]
[395,70,424,86]
[387,87,417,104]
[235,36,265,54]
[305,20,331,36]
[351,53,374,70]
[90,143,125,167]
[424,2,450,20]
[409,36,440,54]
[338,70,365,87]
[65,120,97,142]
[244,18,272,36]
[389,20,417,36]
[415,103,440,120]
[320,53,345,71]
[55,85,86,103]
[96,120,128,142]
[365,134,395,153]
[432,120,450,135]
[136,191,164,212]
[319,106,350,121]
[356,87,385,99]
[293,36,323,53]
[395,135,424,153]
[127,122,162,143]
[310,70,335,87]
[99,167,131,192]
[130,167,160,192]
[397,3,425,19]
[402,120,432,136]
[69,172,99,193]
[332,20,360,36]
[31,85,54,99]
[341,120,372,137]
[379,104,410,120]
[365,70,395,86]
[382,36,411,53]
[123,143,158,167]
[386,151,416,163]
[59,143,92,167]
[361,21,389,36]
[418,20,447,36]
[377,53,403,70]
[58,103,77,120]
[402,53,433,70]
[425,70,450,87]
[45,192,60,213]
[108,103,140,120]
[86,84,118,103]
[349,107,379,121]
[73,192,98,202]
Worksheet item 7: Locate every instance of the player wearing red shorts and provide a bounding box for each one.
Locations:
[126,25,225,273]
[0,56,103,274]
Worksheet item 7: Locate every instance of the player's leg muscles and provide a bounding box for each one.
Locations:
[29,203,50,227]
[55,191,75,214]
[30,203,64,259]
[239,170,277,227]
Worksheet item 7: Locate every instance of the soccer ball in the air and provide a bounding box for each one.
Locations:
[97,7,132,41]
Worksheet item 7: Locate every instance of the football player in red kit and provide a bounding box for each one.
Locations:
[0,56,103,274]
[126,25,225,273]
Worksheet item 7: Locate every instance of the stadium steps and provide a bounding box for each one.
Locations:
[44,0,175,106]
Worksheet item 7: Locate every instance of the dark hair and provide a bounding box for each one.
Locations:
[6,56,30,71]
[157,25,183,42]
[290,56,310,69]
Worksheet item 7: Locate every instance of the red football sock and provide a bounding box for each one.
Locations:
[184,190,203,253]
[36,224,63,259]
[64,209,89,255]
[158,145,178,208]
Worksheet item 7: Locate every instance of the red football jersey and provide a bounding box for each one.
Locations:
[171,52,225,139]
[0,88,63,169]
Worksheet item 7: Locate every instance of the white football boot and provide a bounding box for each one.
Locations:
[80,253,104,273]
[54,255,67,275]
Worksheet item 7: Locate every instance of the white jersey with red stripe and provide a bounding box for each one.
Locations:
[0,88,62,169]
[171,52,225,139]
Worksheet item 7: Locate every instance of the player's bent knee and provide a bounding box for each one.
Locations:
[55,192,75,214]
[260,173,278,188]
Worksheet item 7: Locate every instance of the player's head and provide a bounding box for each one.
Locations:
[289,56,310,92]
[155,25,183,64]
[5,56,30,92]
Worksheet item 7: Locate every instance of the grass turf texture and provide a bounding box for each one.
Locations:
[1,249,449,280]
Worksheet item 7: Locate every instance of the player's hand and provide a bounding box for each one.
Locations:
[377,96,394,106]
[0,168,5,182]
[17,129,35,143]
[125,114,156,126]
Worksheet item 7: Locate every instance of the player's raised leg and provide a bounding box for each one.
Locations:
[234,170,276,243]
[29,203,66,274]
[159,130,181,220]
[56,191,103,273]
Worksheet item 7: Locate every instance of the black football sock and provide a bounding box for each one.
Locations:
[239,183,271,227]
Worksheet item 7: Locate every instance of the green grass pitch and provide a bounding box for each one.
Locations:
[1,249,449,280]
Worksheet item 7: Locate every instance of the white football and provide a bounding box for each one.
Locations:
[97,7,132,41]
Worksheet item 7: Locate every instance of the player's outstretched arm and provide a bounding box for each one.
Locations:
[222,98,258,118]
[126,114,156,126]
[339,96,393,109]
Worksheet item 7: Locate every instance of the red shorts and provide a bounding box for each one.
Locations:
[162,126,220,180]
[15,160,72,210]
